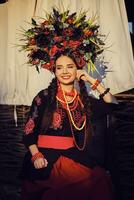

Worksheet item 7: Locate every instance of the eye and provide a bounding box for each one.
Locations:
[67,65,74,68]
[56,66,62,70]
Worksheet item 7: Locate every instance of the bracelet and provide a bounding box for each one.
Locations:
[99,88,110,99]
[91,79,101,90]
[31,152,44,163]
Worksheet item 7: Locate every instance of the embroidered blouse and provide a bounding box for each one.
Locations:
[21,89,117,180]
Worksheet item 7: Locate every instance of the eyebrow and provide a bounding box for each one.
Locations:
[56,64,75,67]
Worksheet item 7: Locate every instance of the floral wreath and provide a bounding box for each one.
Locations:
[20,8,105,73]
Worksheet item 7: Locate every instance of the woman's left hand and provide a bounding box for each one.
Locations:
[77,70,118,104]
[76,70,93,83]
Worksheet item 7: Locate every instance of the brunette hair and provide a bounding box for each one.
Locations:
[78,79,93,143]
[41,77,58,130]
[79,79,92,119]
[41,55,93,143]
[41,78,93,138]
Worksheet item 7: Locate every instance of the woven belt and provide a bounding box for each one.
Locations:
[37,135,75,149]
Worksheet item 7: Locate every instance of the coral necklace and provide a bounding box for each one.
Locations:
[62,89,86,131]
[56,84,87,150]
[56,87,78,105]
[56,84,86,131]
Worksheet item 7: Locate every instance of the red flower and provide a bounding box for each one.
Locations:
[72,52,86,68]
[84,30,93,37]
[31,59,40,65]
[41,62,51,70]
[52,111,62,128]
[29,38,36,45]
[44,47,49,53]
[68,40,81,48]
[50,45,64,57]
[67,18,74,24]
[63,29,73,36]
[50,60,55,67]
[44,31,50,35]
[24,118,35,135]
[41,20,49,26]
[63,41,68,47]
[76,56,86,68]
[50,45,59,57]
[53,36,62,42]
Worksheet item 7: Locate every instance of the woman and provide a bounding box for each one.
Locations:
[20,54,117,200]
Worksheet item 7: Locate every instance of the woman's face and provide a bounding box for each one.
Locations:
[55,55,77,86]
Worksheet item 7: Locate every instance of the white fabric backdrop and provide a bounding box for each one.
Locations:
[0,0,133,105]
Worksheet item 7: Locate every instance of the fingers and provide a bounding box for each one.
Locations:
[44,158,48,167]
[79,74,85,80]
[77,70,87,81]
[76,70,84,79]
[34,158,48,169]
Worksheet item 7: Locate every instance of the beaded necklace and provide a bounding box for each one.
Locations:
[56,84,87,150]
[63,89,87,150]
[56,89,78,105]
[62,87,86,130]
[56,85,86,130]
[68,114,87,151]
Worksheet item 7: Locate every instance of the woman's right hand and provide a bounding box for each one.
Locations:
[33,157,48,169]
[29,144,48,169]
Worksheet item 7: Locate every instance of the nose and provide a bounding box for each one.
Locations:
[63,66,68,74]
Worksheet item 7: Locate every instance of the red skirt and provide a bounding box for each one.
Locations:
[21,156,115,200]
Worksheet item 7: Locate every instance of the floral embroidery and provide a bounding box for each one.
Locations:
[35,95,42,106]
[52,111,62,129]
[24,118,35,135]
[71,106,85,129]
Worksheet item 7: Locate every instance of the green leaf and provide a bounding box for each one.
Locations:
[31,18,37,26]
[35,65,40,73]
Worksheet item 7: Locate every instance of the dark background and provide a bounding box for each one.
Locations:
[125,0,134,50]
[125,0,134,22]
